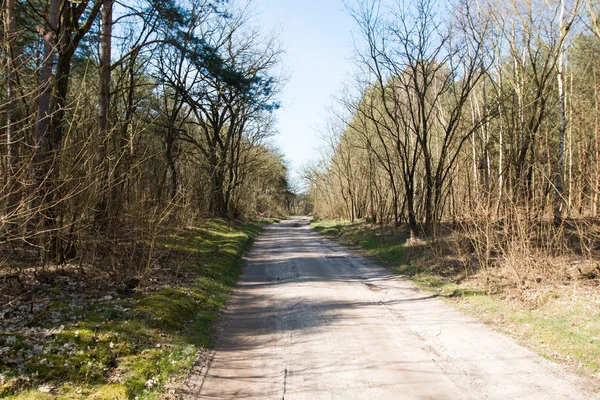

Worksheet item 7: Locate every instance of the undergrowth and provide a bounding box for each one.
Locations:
[0,219,269,399]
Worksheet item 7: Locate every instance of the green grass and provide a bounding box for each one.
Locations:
[311,218,600,379]
[0,219,268,399]
[455,289,600,374]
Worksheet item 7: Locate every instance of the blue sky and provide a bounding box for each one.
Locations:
[253,0,357,180]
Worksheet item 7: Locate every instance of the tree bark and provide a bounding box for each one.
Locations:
[36,0,103,260]
[33,0,59,201]
[4,0,20,230]
[95,0,113,227]
[555,0,567,223]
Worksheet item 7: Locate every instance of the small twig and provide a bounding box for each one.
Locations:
[289,298,306,309]
[1,289,35,308]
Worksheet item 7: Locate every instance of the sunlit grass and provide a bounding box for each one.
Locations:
[456,290,600,374]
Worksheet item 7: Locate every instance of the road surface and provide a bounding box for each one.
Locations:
[181,217,596,399]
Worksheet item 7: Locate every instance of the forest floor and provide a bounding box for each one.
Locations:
[0,219,274,399]
[311,219,600,386]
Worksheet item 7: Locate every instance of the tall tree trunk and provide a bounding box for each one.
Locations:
[4,0,20,231]
[594,66,600,217]
[43,0,102,261]
[470,99,479,203]
[482,78,491,193]
[405,184,418,238]
[166,136,178,199]
[210,165,227,218]
[44,51,73,262]
[95,0,113,227]
[33,0,59,215]
[568,66,574,212]
[30,0,60,254]
[555,0,567,223]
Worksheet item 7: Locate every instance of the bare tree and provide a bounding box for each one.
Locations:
[555,0,580,221]
[95,0,114,227]
[172,9,282,218]
[3,0,20,231]
[347,0,492,235]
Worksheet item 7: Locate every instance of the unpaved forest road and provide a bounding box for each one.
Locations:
[181,217,596,400]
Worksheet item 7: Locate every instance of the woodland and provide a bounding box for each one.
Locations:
[306,0,600,282]
[1,0,600,396]
[0,0,295,262]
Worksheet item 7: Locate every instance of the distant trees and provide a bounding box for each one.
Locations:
[0,0,290,263]
[308,0,596,251]
[318,0,491,236]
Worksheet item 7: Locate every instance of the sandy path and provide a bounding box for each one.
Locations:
[180,217,596,399]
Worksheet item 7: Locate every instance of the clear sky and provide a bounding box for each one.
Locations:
[253,0,357,181]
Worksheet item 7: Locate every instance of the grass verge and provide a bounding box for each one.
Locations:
[311,219,600,383]
[0,219,269,399]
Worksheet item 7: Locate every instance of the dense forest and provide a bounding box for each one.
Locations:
[306,0,600,279]
[0,0,297,264]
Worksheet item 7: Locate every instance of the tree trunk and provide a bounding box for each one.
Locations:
[210,168,228,218]
[44,0,102,261]
[4,0,20,231]
[406,187,418,239]
[33,0,59,212]
[594,66,600,217]
[95,0,113,227]
[45,52,74,262]
[167,146,178,199]
[555,0,567,223]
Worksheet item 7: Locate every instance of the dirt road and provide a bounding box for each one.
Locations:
[181,217,596,399]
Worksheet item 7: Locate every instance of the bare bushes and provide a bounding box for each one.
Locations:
[0,0,294,288]
[457,200,600,287]
[306,0,600,291]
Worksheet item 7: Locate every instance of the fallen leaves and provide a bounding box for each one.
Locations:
[145,376,159,389]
